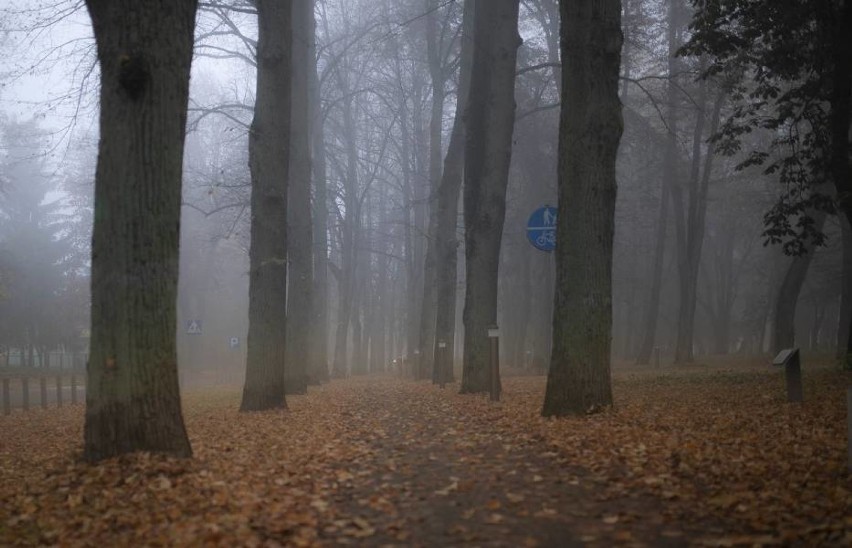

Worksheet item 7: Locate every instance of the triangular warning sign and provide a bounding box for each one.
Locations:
[186,320,202,335]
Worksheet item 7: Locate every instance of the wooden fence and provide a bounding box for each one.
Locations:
[0,367,86,415]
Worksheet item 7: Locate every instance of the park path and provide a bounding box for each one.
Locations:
[313,378,693,547]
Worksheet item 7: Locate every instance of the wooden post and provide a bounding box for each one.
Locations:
[2,378,9,415]
[488,325,501,402]
[22,377,29,411]
[40,376,47,409]
[56,375,63,407]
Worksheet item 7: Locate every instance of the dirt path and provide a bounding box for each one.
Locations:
[317,378,695,546]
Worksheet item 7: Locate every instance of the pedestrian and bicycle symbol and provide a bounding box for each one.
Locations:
[526,205,557,252]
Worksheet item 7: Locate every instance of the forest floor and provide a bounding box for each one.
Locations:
[1,358,850,547]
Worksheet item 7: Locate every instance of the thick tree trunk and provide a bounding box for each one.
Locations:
[285,0,313,395]
[542,0,622,416]
[433,0,475,386]
[240,0,292,411]
[838,217,852,367]
[460,0,521,394]
[829,1,852,368]
[83,0,197,461]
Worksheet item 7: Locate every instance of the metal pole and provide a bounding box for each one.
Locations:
[846,387,851,473]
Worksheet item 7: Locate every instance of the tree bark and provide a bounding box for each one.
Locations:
[240,0,292,411]
[838,217,852,367]
[460,0,521,394]
[417,0,445,380]
[308,0,329,383]
[542,0,622,416]
[285,0,313,395]
[433,0,475,386]
[772,211,827,354]
[83,0,197,461]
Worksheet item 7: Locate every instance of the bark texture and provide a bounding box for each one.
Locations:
[542,0,623,416]
[83,0,197,461]
[241,0,292,411]
[460,0,521,394]
[285,0,313,394]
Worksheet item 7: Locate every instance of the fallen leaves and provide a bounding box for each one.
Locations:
[0,363,849,546]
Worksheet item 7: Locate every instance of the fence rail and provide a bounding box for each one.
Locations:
[0,368,86,415]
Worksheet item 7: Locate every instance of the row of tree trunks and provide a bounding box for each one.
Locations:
[240,0,292,411]
[542,0,622,416]
[460,0,521,394]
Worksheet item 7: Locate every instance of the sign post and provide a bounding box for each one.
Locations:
[526,206,558,252]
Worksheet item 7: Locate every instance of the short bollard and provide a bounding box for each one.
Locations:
[437,341,447,389]
[488,325,501,402]
[71,373,78,405]
[22,377,29,411]
[772,348,803,403]
[2,378,10,415]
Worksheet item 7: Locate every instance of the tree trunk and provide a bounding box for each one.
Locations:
[542,0,622,416]
[433,0,475,386]
[829,1,852,368]
[837,216,852,367]
[417,0,445,380]
[460,0,521,394]
[309,0,329,384]
[83,0,197,461]
[240,0,292,411]
[285,0,313,395]
[636,0,679,365]
[772,211,827,354]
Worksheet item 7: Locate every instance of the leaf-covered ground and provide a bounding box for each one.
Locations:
[1,362,850,546]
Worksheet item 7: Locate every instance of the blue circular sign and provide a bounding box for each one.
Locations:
[526,206,557,252]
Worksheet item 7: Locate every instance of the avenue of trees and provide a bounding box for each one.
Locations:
[0,0,849,458]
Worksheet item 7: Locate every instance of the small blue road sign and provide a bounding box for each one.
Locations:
[526,205,557,252]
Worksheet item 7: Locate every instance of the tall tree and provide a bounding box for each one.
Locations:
[285,0,314,394]
[460,0,521,394]
[431,0,473,387]
[542,0,623,415]
[241,0,292,411]
[82,0,197,460]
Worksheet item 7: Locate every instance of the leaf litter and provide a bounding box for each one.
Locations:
[0,364,849,546]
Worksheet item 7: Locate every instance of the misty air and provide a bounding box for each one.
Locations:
[0,0,850,545]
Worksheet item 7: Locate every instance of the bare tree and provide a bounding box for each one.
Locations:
[542,0,622,416]
[460,0,521,394]
[82,0,197,460]
[240,0,292,411]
